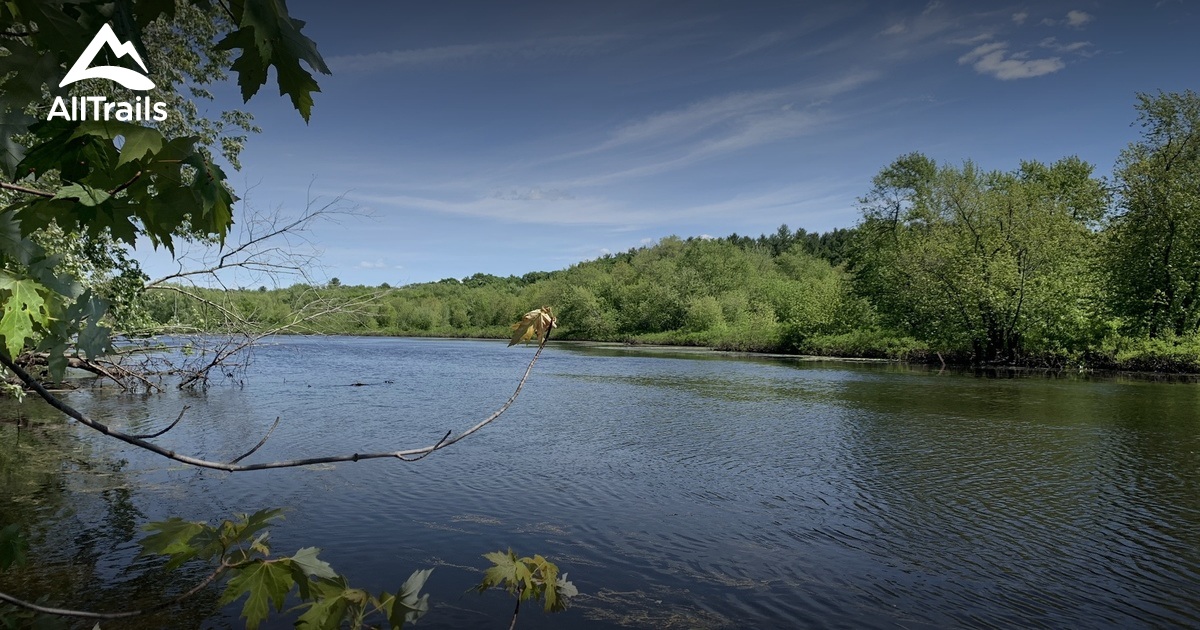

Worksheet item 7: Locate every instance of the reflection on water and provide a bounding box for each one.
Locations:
[2,337,1199,629]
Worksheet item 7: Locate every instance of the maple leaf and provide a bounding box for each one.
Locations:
[0,273,53,358]
[219,560,296,630]
[508,306,557,347]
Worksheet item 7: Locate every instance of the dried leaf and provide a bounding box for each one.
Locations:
[508,305,556,347]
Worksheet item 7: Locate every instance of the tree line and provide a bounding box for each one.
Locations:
[142,90,1200,371]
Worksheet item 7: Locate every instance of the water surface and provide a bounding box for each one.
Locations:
[2,337,1199,628]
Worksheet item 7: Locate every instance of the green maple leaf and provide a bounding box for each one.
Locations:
[478,549,533,597]
[215,0,330,122]
[138,518,206,569]
[528,555,561,612]
[116,126,166,167]
[287,546,337,599]
[294,592,349,630]
[0,274,52,358]
[219,560,296,630]
[387,568,432,628]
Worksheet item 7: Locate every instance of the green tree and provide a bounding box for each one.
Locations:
[1106,90,1200,337]
[852,153,1106,361]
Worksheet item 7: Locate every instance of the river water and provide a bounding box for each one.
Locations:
[2,337,1199,628]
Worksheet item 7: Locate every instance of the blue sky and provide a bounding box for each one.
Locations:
[140,0,1197,287]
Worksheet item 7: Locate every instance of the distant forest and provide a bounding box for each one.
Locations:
[141,91,1200,372]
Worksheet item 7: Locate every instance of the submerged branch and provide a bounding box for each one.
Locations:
[0,562,227,620]
[0,336,549,472]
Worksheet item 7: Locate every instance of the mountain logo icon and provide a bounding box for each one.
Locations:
[59,23,155,91]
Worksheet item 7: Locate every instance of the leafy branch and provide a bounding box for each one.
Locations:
[1,510,432,630]
[476,549,578,630]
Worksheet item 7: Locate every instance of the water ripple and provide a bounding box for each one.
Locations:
[2,337,1199,628]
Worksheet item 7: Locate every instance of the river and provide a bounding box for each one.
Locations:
[2,337,1199,628]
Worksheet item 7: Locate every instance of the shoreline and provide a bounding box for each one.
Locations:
[232,332,1200,382]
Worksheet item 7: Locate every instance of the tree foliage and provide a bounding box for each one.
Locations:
[0,0,329,379]
[477,549,578,619]
[138,510,431,630]
[851,153,1107,361]
[1105,90,1200,337]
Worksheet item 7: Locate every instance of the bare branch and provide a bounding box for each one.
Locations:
[0,337,550,472]
[146,284,256,330]
[144,191,354,289]
[94,359,165,393]
[16,353,129,391]
[0,181,54,198]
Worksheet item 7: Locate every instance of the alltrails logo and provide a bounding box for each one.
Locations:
[47,23,168,122]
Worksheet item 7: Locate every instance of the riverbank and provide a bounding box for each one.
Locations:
[259,327,1200,379]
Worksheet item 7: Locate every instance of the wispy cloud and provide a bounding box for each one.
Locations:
[1039,37,1093,54]
[1012,11,1029,25]
[352,181,852,229]
[490,187,575,201]
[358,259,388,269]
[728,31,789,59]
[560,109,824,188]
[1042,10,1095,28]
[541,71,877,187]
[958,41,1065,80]
[329,33,624,73]
[351,192,631,225]
[583,88,794,155]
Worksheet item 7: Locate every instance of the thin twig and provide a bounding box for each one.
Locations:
[0,181,53,198]
[95,358,164,393]
[227,417,281,464]
[509,586,522,630]
[128,406,190,439]
[143,196,347,289]
[397,430,452,462]
[110,170,142,196]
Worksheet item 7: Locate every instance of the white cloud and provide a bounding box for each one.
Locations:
[882,22,907,35]
[358,260,388,269]
[958,41,1065,80]
[1012,11,1029,24]
[1066,10,1094,27]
